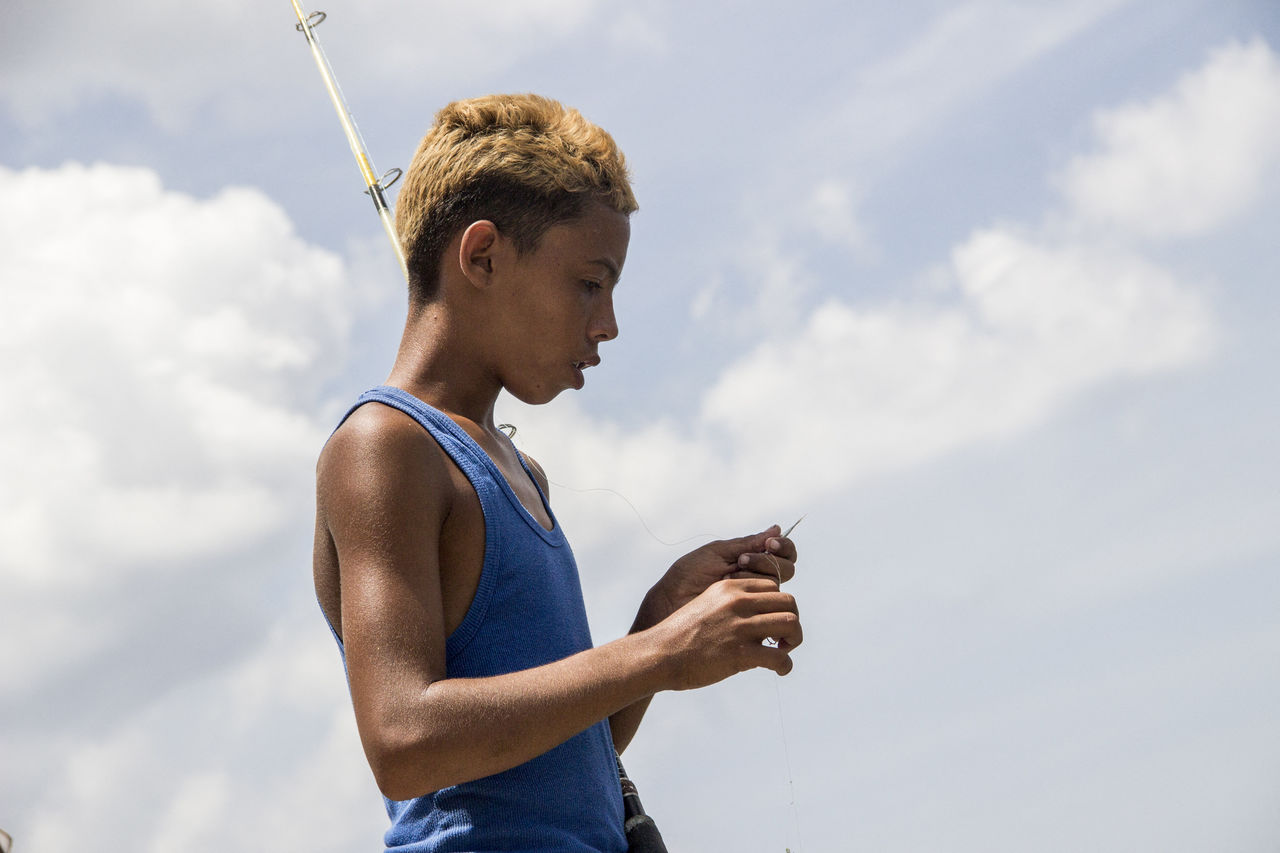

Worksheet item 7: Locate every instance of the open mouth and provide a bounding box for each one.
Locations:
[570,357,598,389]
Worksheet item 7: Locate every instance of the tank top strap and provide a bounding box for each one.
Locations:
[338,386,562,545]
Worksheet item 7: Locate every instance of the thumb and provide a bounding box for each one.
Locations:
[715,524,782,557]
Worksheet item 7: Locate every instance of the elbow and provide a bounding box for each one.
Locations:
[368,739,437,802]
[357,687,509,799]
[363,722,446,801]
[375,774,427,804]
[365,723,488,801]
[369,752,412,802]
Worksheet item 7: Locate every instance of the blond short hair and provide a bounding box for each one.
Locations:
[396,93,638,303]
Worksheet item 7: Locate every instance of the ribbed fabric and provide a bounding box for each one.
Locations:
[327,385,626,853]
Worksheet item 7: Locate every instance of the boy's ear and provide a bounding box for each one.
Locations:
[457,220,501,289]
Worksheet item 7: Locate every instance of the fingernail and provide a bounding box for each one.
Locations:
[766,538,781,553]
[737,554,750,568]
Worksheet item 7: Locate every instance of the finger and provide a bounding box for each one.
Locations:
[770,636,799,653]
[747,606,802,646]
[717,575,787,595]
[725,569,782,585]
[742,644,795,677]
[735,552,795,583]
[746,589,799,615]
[718,582,799,620]
[708,525,783,560]
[764,534,797,563]
[770,618,803,649]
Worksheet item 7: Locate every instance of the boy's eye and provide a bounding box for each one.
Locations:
[582,280,603,291]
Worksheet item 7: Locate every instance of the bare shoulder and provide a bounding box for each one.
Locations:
[518,450,550,498]
[317,402,459,567]
[321,403,446,495]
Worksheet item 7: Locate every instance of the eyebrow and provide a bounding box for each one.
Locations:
[587,258,622,284]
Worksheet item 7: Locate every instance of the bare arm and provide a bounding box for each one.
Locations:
[517,453,801,754]
[320,414,801,801]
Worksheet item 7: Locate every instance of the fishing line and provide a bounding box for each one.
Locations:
[775,677,804,853]
[764,521,807,853]
[502,422,710,548]
[547,478,713,548]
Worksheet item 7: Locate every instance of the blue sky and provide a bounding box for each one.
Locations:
[2,1,1278,850]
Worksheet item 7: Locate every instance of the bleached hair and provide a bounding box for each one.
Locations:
[395,93,638,304]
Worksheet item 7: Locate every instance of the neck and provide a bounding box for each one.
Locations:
[384,302,502,431]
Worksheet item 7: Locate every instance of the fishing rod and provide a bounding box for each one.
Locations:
[289,0,409,280]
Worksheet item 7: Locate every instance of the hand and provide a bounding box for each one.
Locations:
[652,577,803,690]
[641,526,798,625]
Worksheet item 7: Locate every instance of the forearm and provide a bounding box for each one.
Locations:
[368,629,669,799]
[361,576,799,799]
[608,585,675,752]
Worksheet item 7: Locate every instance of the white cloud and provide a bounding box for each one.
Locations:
[18,609,383,853]
[705,228,1211,493]
[1058,38,1280,239]
[0,161,352,754]
[148,772,233,853]
[0,163,345,581]
[0,161,399,853]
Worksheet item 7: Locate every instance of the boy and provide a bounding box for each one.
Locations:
[313,93,803,852]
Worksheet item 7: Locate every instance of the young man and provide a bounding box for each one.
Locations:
[313,94,803,852]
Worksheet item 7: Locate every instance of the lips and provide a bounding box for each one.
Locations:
[570,354,599,390]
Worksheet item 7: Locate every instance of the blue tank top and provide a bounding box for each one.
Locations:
[329,386,627,853]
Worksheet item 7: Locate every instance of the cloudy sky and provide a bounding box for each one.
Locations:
[2,0,1278,850]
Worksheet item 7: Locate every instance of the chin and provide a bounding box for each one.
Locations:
[508,385,567,406]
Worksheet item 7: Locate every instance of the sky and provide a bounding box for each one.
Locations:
[2,0,1278,850]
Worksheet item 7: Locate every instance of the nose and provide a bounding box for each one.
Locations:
[591,293,618,342]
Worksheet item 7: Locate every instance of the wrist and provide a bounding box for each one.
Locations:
[616,624,676,695]
[631,582,676,633]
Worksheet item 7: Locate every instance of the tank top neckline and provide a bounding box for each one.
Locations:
[368,384,562,545]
